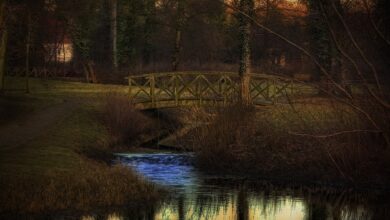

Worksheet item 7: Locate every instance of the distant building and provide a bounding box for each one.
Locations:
[43,18,73,64]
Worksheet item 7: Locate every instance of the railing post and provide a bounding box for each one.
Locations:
[128,76,132,98]
[198,75,202,106]
[195,75,199,106]
[150,74,156,107]
[223,75,227,106]
[290,80,294,98]
[266,81,270,101]
[174,75,179,106]
[271,80,276,103]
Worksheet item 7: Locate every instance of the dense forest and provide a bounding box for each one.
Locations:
[0,0,389,84]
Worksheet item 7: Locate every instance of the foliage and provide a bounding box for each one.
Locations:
[65,0,108,62]
[117,0,145,66]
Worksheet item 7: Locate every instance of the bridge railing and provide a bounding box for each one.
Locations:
[127,72,311,108]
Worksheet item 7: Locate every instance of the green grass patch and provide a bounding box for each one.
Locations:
[0,77,160,213]
[0,105,106,176]
[3,76,128,99]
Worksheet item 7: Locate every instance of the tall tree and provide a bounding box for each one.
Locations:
[326,0,349,91]
[238,0,254,104]
[307,0,332,82]
[25,9,31,93]
[0,0,7,93]
[317,0,350,94]
[110,0,118,71]
[69,0,102,83]
[143,0,156,65]
[172,0,186,71]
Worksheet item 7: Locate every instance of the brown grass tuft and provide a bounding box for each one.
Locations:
[0,163,159,213]
[192,99,390,186]
[102,93,154,146]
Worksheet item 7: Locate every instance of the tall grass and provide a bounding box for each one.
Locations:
[192,99,390,186]
[0,162,159,213]
[192,104,257,171]
[102,93,155,146]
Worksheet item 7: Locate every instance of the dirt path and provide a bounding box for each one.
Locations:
[0,100,79,150]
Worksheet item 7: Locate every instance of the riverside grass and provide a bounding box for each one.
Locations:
[0,78,159,213]
[0,164,158,213]
[192,99,390,186]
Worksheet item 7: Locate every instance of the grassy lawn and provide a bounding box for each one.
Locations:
[0,104,106,176]
[0,77,128,177]
[0,77,159,213]
[3,76,128,97]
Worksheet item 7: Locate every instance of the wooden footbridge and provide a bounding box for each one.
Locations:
[127,72,311,109]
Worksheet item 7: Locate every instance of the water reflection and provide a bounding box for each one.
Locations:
[96,153,386,220]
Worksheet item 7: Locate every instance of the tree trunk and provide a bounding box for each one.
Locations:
[83,60,97,83]
[110,0,118,71]
[238,0,253,105]
[172,0,185,71]
[25,11,32,93]
[262,0,270,66]
[332,0,351,95]
[307,0,332,83]
[143,0,156,66]
[237,187,249,220]
[0,0,7,93]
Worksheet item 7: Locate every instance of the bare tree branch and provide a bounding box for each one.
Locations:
[319,1,390,110]
[330,0,383,92]
[362,0,390,47]
[221,0,354,100]
[289,129,382,138]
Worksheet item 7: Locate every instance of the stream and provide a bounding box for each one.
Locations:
[44,152,390,220]
[101,152,388,220]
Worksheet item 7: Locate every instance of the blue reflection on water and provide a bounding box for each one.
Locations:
[111,153,376,220]
[115,153,200,190]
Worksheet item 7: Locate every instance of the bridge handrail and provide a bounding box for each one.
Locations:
[126,71,295,82]
[126,71,315,109]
